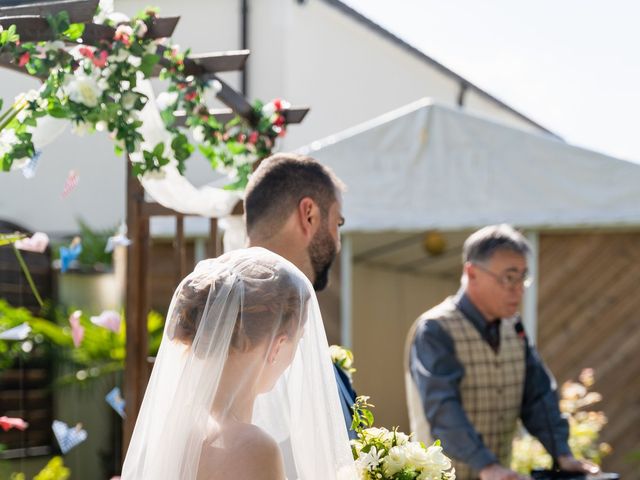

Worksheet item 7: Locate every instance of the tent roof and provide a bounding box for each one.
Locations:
[300,98,640,232]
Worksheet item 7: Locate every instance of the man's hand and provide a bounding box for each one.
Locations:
[479,463,531,480]
[557,454,600,474]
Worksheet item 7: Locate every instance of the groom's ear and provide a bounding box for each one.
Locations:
[296,197,320,240]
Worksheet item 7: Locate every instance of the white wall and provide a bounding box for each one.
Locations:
[0,0,549,234]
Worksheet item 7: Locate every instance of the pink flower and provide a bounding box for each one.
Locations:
[18,52,30,67]
[78,46,94,59]
[69,310,85,348]
[184,91,197,102]
[273,98,282,111]
[248,131,259,144]
[92,50,108,68]
[114,25,133,46]
[0,416,29,432]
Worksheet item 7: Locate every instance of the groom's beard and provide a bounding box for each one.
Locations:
[308,224,337,292]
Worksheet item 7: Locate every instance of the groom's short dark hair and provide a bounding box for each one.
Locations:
[244,153,343,238]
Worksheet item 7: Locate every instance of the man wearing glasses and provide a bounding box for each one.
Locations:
[405,224,599,480]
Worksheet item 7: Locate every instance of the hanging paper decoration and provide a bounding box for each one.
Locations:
[15,232,49,253]
[105,223,131,253]
[61,170,79,198]
[91,310,122,333]
[21,151,41,179]
[0,416,29,431]
[68,310,84,348]
[0,322,31,341]
[105,387,126,418]
[59,236,82,273]
[52,420,87,454]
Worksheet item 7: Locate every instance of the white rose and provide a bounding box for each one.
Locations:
[404,442,430,469]
[110,49,129,63]
[156,91,179,110]
[127,56,141,68]
[121,92,137,110]
[65,74,102,107]
[261,102,276,117]
[423,444,452,471]
[384,446,408,476]
[394,431,411,445]
[145,42,158,55]
[0,129,19,156]
[135,19,148,38]
[192,125,206,143]
[120,80,131,90]
[95,121,108,132]
[97,77,109,91]
[330,345,348,363]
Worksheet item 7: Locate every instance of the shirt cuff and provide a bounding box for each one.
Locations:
[466,447,499,472]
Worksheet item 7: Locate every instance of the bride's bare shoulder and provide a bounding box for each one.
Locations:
[200,423,285,480]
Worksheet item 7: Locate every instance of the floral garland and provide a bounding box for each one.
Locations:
[0,3,290,189]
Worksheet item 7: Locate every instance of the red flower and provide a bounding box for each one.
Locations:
[79,46,94,59]
[176,83,187,90]
[184,91,198,102]
[237,133,246,143]
[92,50,108,68]
[248,131,259,144]
[18,52,30,67]
[273,98,282,111]
[274,114,286,127]
[278,128,287,138]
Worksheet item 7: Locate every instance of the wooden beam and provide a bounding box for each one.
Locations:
[188,50,249,74]
[140,201,179,218]
[173,106,309,127]
[0,16,54,42]
[174,215,187,281]
[123,157,150,453]
[207,218,218,259]
[210,75,254,121]
[0,0,99,23]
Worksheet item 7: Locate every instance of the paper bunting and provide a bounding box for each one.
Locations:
[0,322,31,341]
[105,387,126,418]
[22,151,41,179]
[68,310,84,348]
[61,170,79,198]
[91,310,122,333]
[52,420,87,454]
[60,237,82,273]
[15,232,49,254]
[105,223,131,253]
[0,416,29,432]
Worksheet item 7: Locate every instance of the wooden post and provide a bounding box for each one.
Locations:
[207,218,219,258]
[175,215,187,281]
[123,158,150,452]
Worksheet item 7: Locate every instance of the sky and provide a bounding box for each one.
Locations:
[342,0,640,163]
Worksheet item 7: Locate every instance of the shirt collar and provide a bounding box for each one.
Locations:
[453,288,501,331]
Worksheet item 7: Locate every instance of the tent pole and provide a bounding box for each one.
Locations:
[340,234,353,348]
[523,230,539,344]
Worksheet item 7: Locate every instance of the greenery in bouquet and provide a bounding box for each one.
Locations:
[511,368,612,474]
[0,1,291,189]
[351,396,456,480]
[5,456,70,480]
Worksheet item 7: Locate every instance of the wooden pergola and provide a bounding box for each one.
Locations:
[0,0,309,451]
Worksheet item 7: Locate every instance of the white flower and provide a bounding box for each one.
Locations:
[121,92,137,110]
[192,125,206,143]
[156,91,179,110]
[97,77,109,91]
[141,169,167,180]
[71,122,91,136]
[115,24,134,38]
[424,444,452,471]
[95,120,108,132]
[120,80,131,90]
[65,73,102,107]
[262,102,276,117]
[384,446,408,476]
[404,442,430,469]
[356,446,381,472]
[0,129,19,156]
[110,49,129,63]
[134,19,148,38]
[16,109,29,123]
[127,56,141,68]
[145,42,158,55]
[330,345,349,363]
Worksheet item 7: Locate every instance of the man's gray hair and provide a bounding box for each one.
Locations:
[462,224,531,264]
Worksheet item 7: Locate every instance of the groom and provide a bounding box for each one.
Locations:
[244,152,357,438]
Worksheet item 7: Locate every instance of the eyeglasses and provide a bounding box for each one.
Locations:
[473,263,532,289]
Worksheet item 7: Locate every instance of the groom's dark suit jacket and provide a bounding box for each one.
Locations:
[333,364,358,439]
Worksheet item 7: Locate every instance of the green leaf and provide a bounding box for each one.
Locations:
[62,23,85,41]
[140,54,160,78]
[0,233,25,246]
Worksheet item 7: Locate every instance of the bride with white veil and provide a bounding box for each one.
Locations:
[121,247,355,479]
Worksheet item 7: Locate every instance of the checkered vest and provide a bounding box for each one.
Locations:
[405,298,526,480]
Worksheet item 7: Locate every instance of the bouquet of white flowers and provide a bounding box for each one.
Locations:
[351,397,456,480]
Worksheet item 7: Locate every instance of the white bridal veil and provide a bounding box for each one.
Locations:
[122,247,355,479]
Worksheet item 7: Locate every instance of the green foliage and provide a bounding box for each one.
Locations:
[74,219,116,270]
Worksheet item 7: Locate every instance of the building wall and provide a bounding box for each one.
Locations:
[0,0,550,234]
